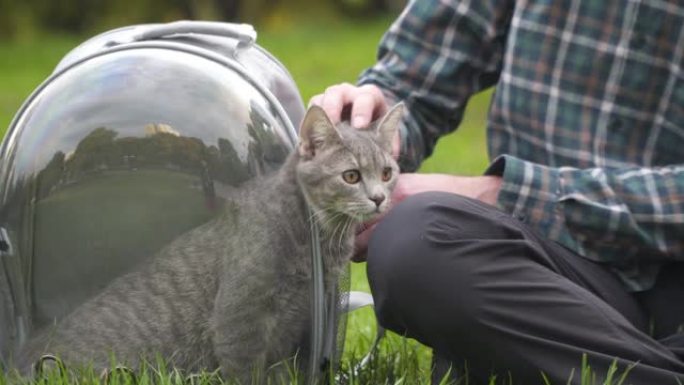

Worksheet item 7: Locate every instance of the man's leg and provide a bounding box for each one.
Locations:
[635,263,684,361]
[367,192,684,385]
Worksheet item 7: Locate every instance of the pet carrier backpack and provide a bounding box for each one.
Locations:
[0,21,378,383]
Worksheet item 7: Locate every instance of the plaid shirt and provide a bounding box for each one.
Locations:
[358,0,684,291]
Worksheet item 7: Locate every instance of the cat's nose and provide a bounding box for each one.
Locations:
[370,194,386,208]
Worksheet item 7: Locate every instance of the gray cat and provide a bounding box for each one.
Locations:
[16,103,403,382]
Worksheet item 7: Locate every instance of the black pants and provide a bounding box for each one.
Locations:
[367,192,684,385]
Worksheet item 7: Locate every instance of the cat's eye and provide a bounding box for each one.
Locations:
[342,170,361,184]
[381,167,393,182]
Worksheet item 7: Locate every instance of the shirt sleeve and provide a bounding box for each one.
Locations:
[358,0,514,172]
[486,155,684,288]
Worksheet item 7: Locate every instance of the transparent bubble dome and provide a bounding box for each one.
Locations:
[0,42,304,361]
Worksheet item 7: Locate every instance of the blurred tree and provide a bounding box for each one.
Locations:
[331,0,404,17]
[0,0,245,38]
[171,0,242,21]
[213,0,241,21]
[37,151,66,199]
[0,0,36,38]
[0,0,403,38]
[27,0,107,33]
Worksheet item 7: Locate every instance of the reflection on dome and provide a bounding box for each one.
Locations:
[2,97,292,331]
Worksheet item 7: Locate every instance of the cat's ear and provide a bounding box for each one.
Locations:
[375,102,404,154]
[298,105,342,159]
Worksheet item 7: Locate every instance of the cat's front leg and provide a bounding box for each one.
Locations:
[211,282,272,383]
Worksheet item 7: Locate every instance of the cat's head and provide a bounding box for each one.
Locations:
[296,103,403,228]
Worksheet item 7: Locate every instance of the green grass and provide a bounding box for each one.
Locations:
[0,17,495,385]
[0,34,81,133]
[0,353,639,385]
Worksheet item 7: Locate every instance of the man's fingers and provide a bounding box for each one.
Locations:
[309,83,388,128]
[350,85,388,128]
[320,83,356,124]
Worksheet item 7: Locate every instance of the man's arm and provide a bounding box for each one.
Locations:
[311,0,514,170]
[358,0,513,171]
[487,155,684,288]
[353,173,502,261]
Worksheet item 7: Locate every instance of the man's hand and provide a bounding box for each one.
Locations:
[309,83,388,126]
[392,173,502,207]
[309,83,400,158]
[352,173,502,261]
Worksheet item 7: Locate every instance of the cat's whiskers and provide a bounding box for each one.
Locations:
[344,201,377,221]
[314,211,346,234]
[308,206,335,222]
[326,216,345,257]
[305,201,357,257]
[311,202,360,238]
[337,216,354,258]
[338,216,353,254]
[309,207,340,230]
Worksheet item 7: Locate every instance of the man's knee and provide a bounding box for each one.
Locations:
[367,192,468,292]
[367,191,516,278]
[366,192,507,333]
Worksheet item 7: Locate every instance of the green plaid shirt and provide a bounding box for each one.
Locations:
[358,0,684,291]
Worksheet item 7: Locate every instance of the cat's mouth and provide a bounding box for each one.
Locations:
[320,200,389,224]
[349,206,387,222]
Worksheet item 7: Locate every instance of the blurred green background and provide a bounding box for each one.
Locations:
[0,0,492,379]
[0,0,491,175]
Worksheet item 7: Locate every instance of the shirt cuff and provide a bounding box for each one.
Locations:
[485,155,574,249]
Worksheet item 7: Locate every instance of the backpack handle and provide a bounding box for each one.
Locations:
[128,21,257,48]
